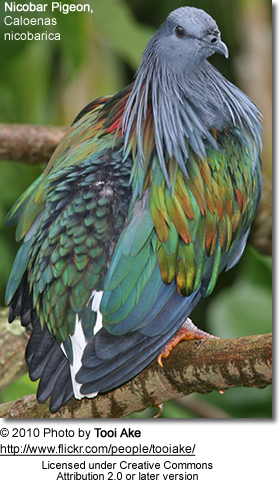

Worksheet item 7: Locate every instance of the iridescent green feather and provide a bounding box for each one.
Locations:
[24,142,131,344]
[5,93,121,243]
[143,126,262,299]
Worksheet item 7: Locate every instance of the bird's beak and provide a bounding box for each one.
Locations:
[215,40,229,58]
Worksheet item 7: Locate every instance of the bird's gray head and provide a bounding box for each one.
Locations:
[123,6,262,194]
[144,7,228,73]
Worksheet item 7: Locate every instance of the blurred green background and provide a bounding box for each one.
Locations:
[0,0,272,418]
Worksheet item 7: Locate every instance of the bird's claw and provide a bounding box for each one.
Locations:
[154,403,163,418]
[157,317,218,367]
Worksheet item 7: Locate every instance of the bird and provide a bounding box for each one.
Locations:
[5,6,263,414]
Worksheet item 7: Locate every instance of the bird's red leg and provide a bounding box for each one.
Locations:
[157,317,218,367]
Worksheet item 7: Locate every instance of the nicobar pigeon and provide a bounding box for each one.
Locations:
[6,7,262,413]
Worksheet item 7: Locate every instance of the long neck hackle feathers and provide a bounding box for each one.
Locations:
[120,10,262,195]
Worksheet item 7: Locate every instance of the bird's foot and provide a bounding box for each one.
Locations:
[157,317,218,367]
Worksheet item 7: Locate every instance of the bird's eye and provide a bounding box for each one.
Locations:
[175,26,186,38]
[210,37,217,44]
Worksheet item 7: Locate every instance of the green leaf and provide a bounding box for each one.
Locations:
[0,373,38,404]
[206,281,272,338]
[91,0,155,70]
[237,246,272,289]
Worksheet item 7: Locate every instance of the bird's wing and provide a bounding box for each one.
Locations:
[5,94,133,347]
[100,126,262,338]
[5,96,109,242]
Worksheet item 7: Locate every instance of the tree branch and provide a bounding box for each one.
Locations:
[0,309,28,393]
[0,123,272,256]
[0,309,272,418]
[0,123,67,165]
